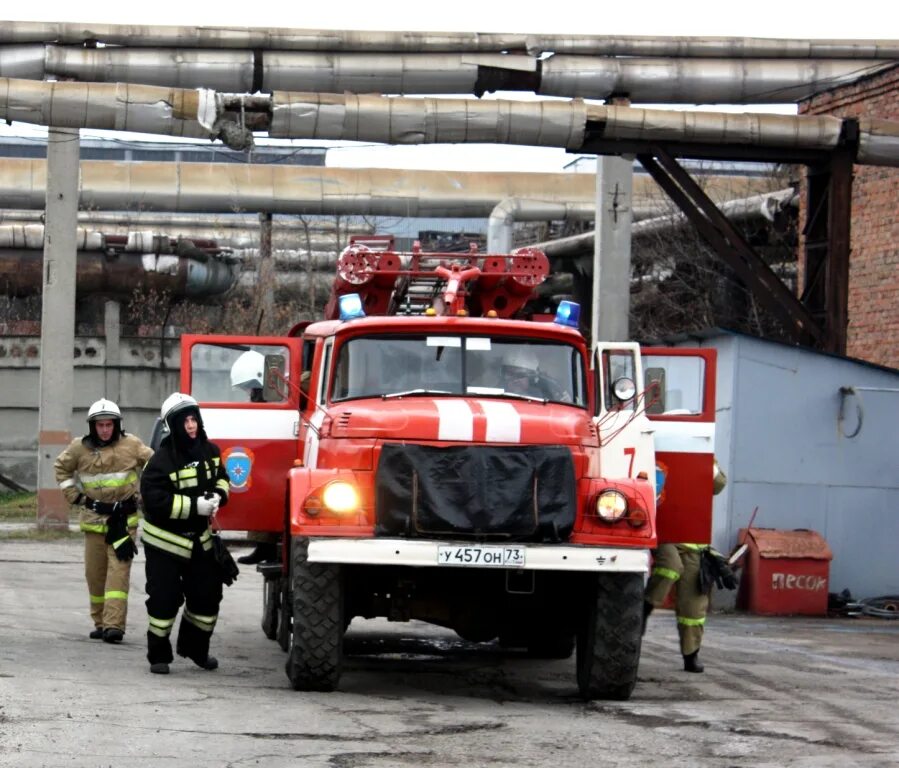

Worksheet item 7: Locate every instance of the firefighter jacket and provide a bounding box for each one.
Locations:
[140,437,230,560]
[54,433,153,534]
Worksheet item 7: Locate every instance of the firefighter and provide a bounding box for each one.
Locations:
[642,458,729,673]
[54,398,153,643]
[140,393,230,675]
[231,349,266,403]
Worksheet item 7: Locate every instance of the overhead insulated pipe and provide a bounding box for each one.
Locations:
[1,22,897,58]
[2,79,897,166]
[530,187,799,258]
[487,198,670,252]
[0,250,237,298]
[26,46,888,104]
[0,158,598,215]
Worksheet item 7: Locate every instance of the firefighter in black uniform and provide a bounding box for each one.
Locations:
[140,393,230,675]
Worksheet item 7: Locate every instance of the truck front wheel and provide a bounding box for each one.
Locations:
[576,572,643,700]
[285,537,344,691]
[261,576,279,640]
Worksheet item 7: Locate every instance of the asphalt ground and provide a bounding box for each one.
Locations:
[1,537,897,768]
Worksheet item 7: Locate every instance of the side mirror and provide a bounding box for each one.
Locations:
[262,354,288,402]
[612,376,636,402]
[644,367,666,414]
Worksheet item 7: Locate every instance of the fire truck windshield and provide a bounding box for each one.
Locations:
[331,335,586,407]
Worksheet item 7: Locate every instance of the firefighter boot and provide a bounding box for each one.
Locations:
[193,655,219,671]
[237,543,276,565]
[641,602,654,635]
[683,651,704,673]
[150,662,170,675]
[89,627,104,640]
[103,628,124,644]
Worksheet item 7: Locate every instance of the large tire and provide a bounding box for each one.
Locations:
[261,576,279,640]
[576,572,644,701]
[285,537,344,692]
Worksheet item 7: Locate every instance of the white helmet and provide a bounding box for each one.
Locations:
[502,345,540,374]
[87,398,122,422]
[160,392,199,427]
[230,350,266,390]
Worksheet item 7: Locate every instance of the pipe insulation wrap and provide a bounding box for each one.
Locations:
[0,223,103,250]
[0,45,45,79]
[269,92,588,148]
[1,23,897,57]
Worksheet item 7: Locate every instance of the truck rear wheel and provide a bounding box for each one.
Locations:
[285,537,344,692]
[576,572,643,700]
[277,578,291,652]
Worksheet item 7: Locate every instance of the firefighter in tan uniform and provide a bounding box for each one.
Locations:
[54,398,153,643]
[643,459,729,673]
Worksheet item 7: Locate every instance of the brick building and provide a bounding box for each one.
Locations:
[799,64,899,369]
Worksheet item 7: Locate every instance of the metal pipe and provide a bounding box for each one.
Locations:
[487,197,669,252]
[0,158,598,216]
[44,46,254,91]
[538,57,891,103]
[0,250,237,297]
[35,47,890,104]
[3,79,898,166]
[0,223,103,250]
[2,22,896,58]
[0,44,44,79]
[530,187,798,257]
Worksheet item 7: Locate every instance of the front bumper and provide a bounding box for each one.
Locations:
[307,538,649,574]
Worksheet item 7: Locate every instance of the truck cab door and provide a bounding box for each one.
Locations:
[180,334,304,533]
[642,347,717,545]
[593,342,657,488]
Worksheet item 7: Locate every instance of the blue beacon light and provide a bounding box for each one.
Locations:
[338,293,366,321]
[554,300,580,328]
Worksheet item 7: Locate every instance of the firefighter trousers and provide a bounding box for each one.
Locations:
[644,543,708,656]
[144,544,223,666]
[84,530,134,632]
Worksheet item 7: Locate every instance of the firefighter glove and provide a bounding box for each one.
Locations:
[105,513,137,561]
[196,494,219,517]
[699,548,738,592]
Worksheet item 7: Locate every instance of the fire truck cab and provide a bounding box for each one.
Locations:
[179,242,716,700]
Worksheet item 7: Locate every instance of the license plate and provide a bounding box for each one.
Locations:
[437,545,525,568]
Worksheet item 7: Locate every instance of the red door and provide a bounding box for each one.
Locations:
[642,348,717,545]
[180,334,304,533]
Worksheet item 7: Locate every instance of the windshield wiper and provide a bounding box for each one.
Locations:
[381,388,453,400]
[477,390,548,404]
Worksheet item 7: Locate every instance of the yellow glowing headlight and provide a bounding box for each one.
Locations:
[321,481,360,514]
[596,490,628,522]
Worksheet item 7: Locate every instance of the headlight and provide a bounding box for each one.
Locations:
[596,489,628,522]
[321,481,360,514]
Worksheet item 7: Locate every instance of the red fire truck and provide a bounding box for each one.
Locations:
[179,241,716,700]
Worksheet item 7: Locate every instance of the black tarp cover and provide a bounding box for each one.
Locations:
[375,444,576,542]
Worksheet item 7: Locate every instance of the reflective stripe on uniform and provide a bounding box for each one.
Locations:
[170,495,192,520]
[90,594,105,604]
[141,521,212,558]
[183,608,217,633]
[79,470,139,490]
[652,566,681,582]
[110,536,131,550]
[81,521,107,534]
[679,543,704,551]
[677,616,706,627]
[58,478,77,489]
[105,590,128,601]
[148,615,176,637]
[215,478,230,495]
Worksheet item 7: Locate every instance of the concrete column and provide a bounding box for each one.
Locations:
[36,127,80,528]
[104,300,121,402]
[257,211,274,334]
[592,155,634,344]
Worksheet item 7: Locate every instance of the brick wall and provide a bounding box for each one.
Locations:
[799,64,899,369]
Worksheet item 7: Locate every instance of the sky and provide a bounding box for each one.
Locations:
[2,2,892,172]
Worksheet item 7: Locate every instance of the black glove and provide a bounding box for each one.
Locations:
[699,548,738,592]
[105,513,138,562]
[89,497,137,516]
